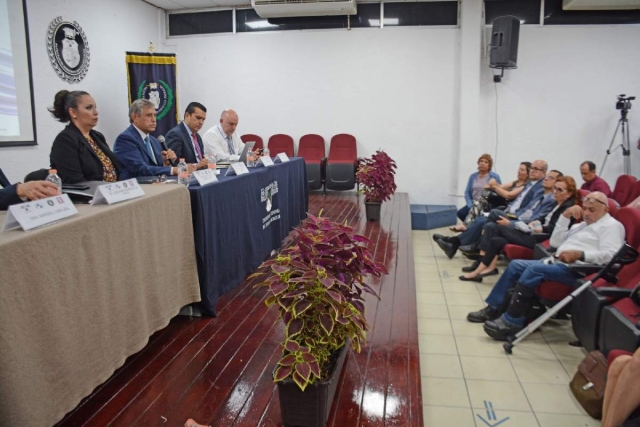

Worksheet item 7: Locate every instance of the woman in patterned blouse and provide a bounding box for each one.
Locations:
[49,90,122,184]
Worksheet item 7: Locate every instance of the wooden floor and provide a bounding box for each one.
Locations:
[56,192,422,427]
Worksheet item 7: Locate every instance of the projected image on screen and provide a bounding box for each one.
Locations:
[0,0,19,137]
[0,0,36,146]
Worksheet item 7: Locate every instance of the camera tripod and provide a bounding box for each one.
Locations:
[601,108,632,175]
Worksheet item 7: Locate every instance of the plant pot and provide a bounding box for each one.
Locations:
[364,201,382,221]
[277,341,349,427]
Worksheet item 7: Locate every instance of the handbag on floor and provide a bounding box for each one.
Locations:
[569,350,608,419]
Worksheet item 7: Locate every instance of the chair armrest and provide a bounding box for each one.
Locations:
[533,243,554,260]
[596,287,632,299]
[531,233,551,243]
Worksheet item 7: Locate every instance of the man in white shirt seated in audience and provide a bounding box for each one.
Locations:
[202,109,245,163]
[466,191,625,341]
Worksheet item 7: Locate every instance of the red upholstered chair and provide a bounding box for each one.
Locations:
[625,181,640,206]
[578,189,590,198]
[267,134,295,157]
[611,175,638,207]
[241,134,263,151]
[298,134,326,191]
[599,296,640,356]
[324,134,357,194]
[607,349,634,365]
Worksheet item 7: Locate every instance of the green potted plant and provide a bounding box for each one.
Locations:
[356,150,398,221]
[250,212,388,427]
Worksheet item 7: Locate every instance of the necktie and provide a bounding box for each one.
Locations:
[144,136,157,165]
[191,133,203,161]
[226,136,235,155]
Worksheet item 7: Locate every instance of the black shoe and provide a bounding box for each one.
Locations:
[478,268,500,278]
[461,260,480,273]
[467,306,501,323]
[483,317,523,341]
[459,243,479,254]
[462,252,481,261]
[432,233,451,243]
[436,238,459,259]
[459,274,482,282]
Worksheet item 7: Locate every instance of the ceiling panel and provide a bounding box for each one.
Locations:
[144,0,186,10]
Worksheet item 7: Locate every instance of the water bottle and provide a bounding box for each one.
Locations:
[177,158,189,186]
[247,149,255,167]
[46,169,62,193]
[207,154,216,172]
[263,147,270,158]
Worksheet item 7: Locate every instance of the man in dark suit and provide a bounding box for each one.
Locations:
[114,99,195,180]
[166,102,208,168]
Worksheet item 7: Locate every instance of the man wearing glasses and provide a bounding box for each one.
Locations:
[435,160,551,258]
[481,191,625,341]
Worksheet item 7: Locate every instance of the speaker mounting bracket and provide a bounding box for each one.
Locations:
[493,67,505,83]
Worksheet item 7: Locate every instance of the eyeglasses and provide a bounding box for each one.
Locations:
[544,175,557,180]
[582,196,608,206]
[531,167,545,172]
[553,186,566,192]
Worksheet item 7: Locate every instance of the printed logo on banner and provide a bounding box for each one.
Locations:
[260,181,281,230]
[138,80,174,121]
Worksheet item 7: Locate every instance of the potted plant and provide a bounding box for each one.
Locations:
[250,212,388,427]
[356,150,397,221]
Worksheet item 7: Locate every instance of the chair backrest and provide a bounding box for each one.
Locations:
[578,189,590,198]
[328,134,356,163]
[615,207,640,249]
[298,134,325,162]
[611,175,637,206]
[24,169,50,182]
[241,134,263,151]
[625,181,640,207]
[267,134,295,157]
[608,198,619,217]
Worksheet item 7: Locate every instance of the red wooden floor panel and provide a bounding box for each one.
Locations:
[56,193,422,427]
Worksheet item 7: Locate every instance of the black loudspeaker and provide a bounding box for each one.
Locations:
[490,15,520,69]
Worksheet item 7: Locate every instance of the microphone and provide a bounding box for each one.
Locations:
[157,135,177,166]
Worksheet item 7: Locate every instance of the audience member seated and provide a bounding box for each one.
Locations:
[580,160,612,197]
[114,99,193,179]
[470,192,624,340]
[434,160,551,259]
[455,154,501,224]
[202,109,246,163]
[460,176,579,283]
[455,161,531,231]
[602,347,640,427]
[0,181,59,210]
[166,101,209,169]
[49,90,122,184]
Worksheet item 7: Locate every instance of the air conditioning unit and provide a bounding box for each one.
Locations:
[251,0,357,18]
[563,0,640,10]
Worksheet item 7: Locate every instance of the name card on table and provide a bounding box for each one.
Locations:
[3,194,79,231]
[256,156,274,167]
[225,162,250,177]
[189,169,218,186]
[92,179,145,205]
[274,153,290,163]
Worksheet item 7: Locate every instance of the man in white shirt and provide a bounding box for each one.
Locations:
[202,109,245,162]
[468,192,625,340]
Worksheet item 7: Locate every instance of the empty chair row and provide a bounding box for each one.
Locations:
[240,133,358,193]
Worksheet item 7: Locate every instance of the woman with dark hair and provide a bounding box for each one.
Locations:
[455,154,501,224]
[452,161,531,232]
[460,176,580,285]
[49,90,122,184]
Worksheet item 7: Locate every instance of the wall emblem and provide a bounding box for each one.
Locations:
[47,17,90,83]
[137,80,174,120]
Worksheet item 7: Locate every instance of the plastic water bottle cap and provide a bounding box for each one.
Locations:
[49,169,57,174]
[180,158,185,162]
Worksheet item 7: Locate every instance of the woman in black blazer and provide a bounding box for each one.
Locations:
[459,176,580,282]
[49,90,122,184]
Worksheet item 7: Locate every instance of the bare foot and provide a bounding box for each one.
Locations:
[185,419,210,427]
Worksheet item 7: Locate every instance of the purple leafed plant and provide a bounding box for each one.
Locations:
[250,212,388,391]
[356,150,398,203]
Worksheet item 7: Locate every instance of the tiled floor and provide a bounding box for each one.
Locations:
[413,228,600,427]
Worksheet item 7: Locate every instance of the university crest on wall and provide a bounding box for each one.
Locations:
[47,16,90,83]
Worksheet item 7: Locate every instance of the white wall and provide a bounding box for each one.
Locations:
[479,25,640,190]
[1,0,162,183]
[166,27,460,205]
